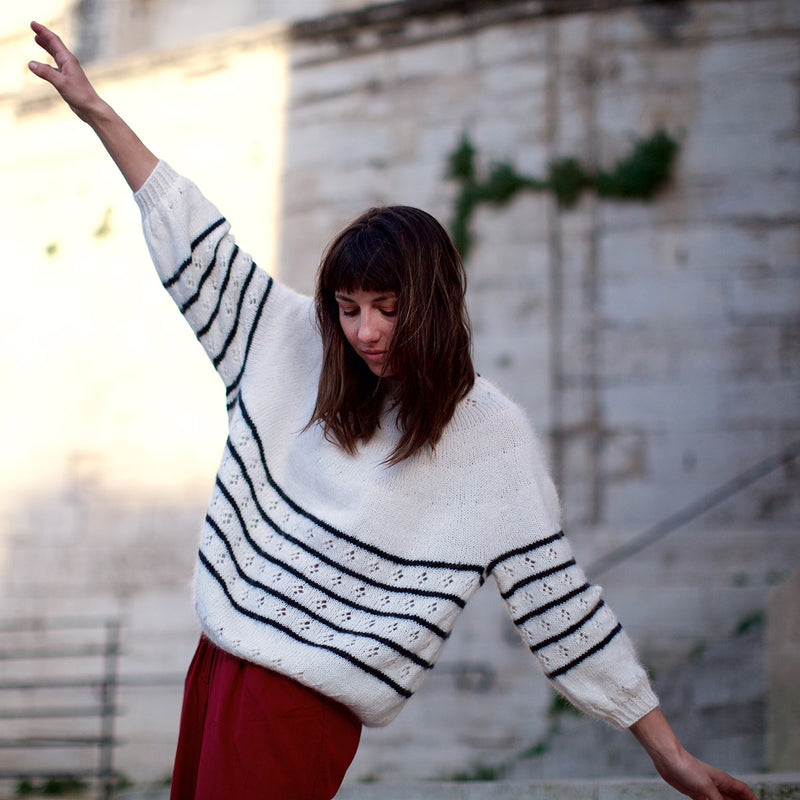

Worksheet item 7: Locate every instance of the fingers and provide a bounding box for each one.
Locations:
[27,60,69,96]
[31,21,57,56]
[30,21,74,70]
[28,21,88,100]
[708,766,758,800]
[27,60,57,82]
[721,776,758,800]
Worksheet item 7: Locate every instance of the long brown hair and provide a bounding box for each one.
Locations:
[309,205,475,465]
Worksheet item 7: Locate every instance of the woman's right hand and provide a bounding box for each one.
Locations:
[29,21,105,124]
[28,20,158,192]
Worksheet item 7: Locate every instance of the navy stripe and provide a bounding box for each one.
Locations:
[208,481,449,638]
[194,244,238,334]
[485,531,565,577]
[205,514,434,668]
[529,599,606,653]
[198,552,413,698]
[222,446,466,608]
[163,218,226,289]
[212,262,257,368]
[225,276,273,398]
[513,583,591,627]
[545,622,623,679]
[238,397,484,576]
[180,237,226,314]
[500,558,577,601]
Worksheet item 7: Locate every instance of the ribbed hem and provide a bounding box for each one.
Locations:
[133,160,181,216]
[613,685,660,729]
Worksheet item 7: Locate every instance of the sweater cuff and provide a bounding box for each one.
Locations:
[614,685,660,730]
[133,160,181,216]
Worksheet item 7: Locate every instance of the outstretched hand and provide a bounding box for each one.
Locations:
[630,708,756,800]
[651,749,757,800]
[28,21,104,123]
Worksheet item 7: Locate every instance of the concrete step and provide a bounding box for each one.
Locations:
[334,775,800,799]
[96,773,800,800]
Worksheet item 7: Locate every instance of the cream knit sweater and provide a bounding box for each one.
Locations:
[135,161,658,729]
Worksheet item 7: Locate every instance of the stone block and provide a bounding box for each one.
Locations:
[724,323,796,380]
[594,781,683,800]
[689,170,800,223]
[602,378,722,429]
[767,567,800,770]
[764,225,800,272]
[471,114,533,161]
[601,429,648,482]
[468,202,551,279]
[386,37,473,84]
[699,36,800,81]
[478,60,548,102]
[290,50,388,104]
[682,129,800,179]
[693,77,798,138]
[751,0,800,30]
[599,321,725,383]
[599,223,759,280]
[717,378,800,425]
[601,270,726,327]
[596,11,651,48]
[468,280,551,420]
[725,274,800,320]
[596,197,660,234]
[473,24,549,68]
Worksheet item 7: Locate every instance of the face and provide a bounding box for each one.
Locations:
[335,289,398,377]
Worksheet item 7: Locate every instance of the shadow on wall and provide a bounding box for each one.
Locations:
[0,479,205,621]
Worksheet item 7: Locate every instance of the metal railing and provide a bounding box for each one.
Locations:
[0,617,121,800]
[587,439,800,579]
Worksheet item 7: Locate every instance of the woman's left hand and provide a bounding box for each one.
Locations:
[630,708,757,800]
[651,748,757,800]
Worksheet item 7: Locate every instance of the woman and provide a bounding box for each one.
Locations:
[29,21,756,800]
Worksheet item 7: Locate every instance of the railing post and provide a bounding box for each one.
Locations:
[99,620,120,800]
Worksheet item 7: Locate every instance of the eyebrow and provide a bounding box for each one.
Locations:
[334,292,397,303]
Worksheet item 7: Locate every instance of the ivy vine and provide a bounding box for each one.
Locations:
[445,129,679,258]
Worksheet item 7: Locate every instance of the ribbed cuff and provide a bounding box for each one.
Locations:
[614,684,660,730]
[133,160,181,216]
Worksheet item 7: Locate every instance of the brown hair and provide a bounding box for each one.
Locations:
[309,205,475,465]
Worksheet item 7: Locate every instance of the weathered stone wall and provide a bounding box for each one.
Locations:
[1,0,798,788]
[279,0,800,531]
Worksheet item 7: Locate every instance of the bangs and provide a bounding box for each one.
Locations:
[320,219,403,296]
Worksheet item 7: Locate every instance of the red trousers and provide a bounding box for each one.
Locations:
[170,637,362,800]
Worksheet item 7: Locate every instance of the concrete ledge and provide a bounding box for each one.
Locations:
[335,774,800,800]
[106,774,800,800]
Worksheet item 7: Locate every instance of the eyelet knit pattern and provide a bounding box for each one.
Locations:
[135,162,658,729]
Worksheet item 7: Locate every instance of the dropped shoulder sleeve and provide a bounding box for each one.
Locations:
[134,161,276,412]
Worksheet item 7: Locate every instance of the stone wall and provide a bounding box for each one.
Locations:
[278,0,800,531]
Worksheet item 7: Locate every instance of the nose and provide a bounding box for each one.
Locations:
[357,309,380,344]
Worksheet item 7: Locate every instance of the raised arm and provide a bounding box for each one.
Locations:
[28,21,158,192]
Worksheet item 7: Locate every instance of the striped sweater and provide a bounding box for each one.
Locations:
[135,161,658,728]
